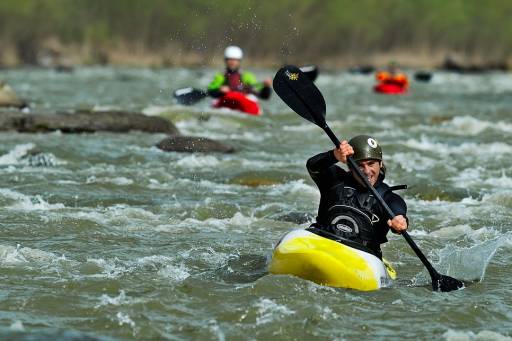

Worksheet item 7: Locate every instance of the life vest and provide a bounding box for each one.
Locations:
[224,70,249,93]
[325,183,407,247]
[375,71,409,88]
[376,71,391,82]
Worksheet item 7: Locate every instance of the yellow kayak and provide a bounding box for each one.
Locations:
[268,229,396,291]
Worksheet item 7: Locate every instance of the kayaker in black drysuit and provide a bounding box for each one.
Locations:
[306,135,408,259]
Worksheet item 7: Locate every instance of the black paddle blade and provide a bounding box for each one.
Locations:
[273,65,326,126]
[432,273,465,292]
[173,87,208,105]
[300,65,319,82]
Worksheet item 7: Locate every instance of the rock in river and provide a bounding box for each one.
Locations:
[156,135,235,153]
[0,110,179,134]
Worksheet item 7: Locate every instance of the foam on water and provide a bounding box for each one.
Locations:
[69,205,161,230]
[282,124,318,132]
[443,329,512,341]
[435,236,508,281]
[175,211,258,232]
[0,188,65,211]
[9,320,24,332]
[429,224,475,239]
[116,312,136,329]
[403,136,512,156]
[390,152,438,172]
[176,154,221,168]
[142,105,174,116]
[85,258,129,279]
[366,105,405,115]
[157,263,190,281]
[483,172,512,189]
[97,290,129,307]
[0,143,64,167]
[0,143,35,165]
[267,180,319,199]
[440,115,512,135]
[175,120,272,142]
[86,176,134,186]
[0,244,65,266]
[255,298,295,325]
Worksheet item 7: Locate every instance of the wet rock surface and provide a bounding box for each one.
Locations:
[0,110,178,134]
[156,135,235,153]
[0,109,233,153]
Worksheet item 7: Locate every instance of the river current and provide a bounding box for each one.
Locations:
[1,67,511,340]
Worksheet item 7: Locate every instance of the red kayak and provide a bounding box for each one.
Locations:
[212,91,262,115]
[374,83,407,95]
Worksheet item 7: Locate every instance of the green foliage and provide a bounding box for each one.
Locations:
[0,0,510,61]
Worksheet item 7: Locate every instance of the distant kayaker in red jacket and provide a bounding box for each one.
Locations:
[375,62,409,94]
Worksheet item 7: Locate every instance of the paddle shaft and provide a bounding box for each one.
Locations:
[321,123,440,279]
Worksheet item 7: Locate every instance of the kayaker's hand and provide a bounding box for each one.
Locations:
[263,78,272,87]
[333,140,354,164]
[220,85,230,93]
[388,215,408,233]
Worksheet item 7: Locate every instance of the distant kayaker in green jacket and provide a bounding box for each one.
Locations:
[208,46,272,100]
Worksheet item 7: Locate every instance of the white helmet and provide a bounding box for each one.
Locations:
[224,46,243,60]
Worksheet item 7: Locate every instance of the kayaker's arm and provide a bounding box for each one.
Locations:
[241,72,272,99]
[384,193,408,233]
[306,150,343,191]
[208,73,226,98]
[258,84,272,99]
[306,150,338,174]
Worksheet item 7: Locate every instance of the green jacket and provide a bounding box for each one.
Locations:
[208,71,264,93]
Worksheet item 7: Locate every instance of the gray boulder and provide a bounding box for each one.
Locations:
[0,111,23,131]
[156,135,234,153]
[0,110,178,134]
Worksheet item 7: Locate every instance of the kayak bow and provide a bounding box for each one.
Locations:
[269,229,396,291]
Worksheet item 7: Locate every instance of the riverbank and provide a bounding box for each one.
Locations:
[1,40,510,71]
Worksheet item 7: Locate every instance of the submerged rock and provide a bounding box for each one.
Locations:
[0,111,23,131]
[0,110,179,134]
[0,81,27,108]
[156,136,234,153]
[229,170,303,187]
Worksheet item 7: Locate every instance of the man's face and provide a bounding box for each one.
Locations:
[355,159,381,186]
[225,58,241,71]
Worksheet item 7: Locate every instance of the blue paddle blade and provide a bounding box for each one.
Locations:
[273,65,326,126]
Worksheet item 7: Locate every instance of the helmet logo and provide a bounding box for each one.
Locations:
[367,138,378,148]
[285,70,299,81]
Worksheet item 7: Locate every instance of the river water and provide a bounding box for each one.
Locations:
[1,67,511,340]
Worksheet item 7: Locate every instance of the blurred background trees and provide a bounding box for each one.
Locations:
[0,0,511,67]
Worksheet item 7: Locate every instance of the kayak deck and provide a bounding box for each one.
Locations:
[269,229,395,291]
[212,91,262,115]
[374,83,407,94]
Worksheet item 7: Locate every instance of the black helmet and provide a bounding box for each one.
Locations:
[348,135,382,162]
